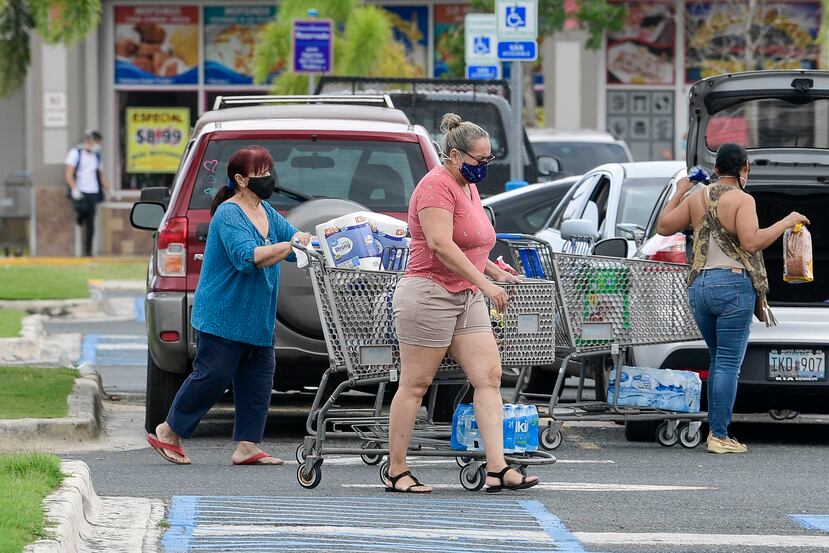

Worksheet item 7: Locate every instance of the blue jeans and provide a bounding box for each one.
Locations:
[166,331,276,443]
[688,269,755,439]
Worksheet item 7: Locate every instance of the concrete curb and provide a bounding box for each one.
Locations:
[0,372,104,445]
[0,279,145,320]
[24,460,165,553]
[0,314,43,363]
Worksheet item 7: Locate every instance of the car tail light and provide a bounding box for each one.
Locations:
[157,217,187,277]
[681,367,709,380]
[643,233,687,264]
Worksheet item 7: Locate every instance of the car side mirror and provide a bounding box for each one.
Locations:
[617,223,646,247]
[537,155,561,177]
[139,186,171,207]
[560,218,599,241]
[130,201,166,231]
[483,205,496,227]
[592,237,629,258]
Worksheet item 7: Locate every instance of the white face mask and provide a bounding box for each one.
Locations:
[90,143,102,153]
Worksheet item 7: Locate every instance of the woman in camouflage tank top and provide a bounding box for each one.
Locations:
[657,144,809,454]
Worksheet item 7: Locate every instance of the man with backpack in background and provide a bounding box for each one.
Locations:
[65,130,111,257]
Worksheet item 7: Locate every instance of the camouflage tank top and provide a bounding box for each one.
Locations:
[687,183,769,295]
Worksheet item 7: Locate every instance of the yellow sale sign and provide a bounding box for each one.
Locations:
[126,108,190,173]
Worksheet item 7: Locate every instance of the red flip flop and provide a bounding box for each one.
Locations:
[232,452,283,466]
[147,434,191,465]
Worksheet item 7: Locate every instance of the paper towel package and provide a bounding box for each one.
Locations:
[315,212,409,271]
[607,366,702,413]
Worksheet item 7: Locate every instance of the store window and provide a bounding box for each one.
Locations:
[118,91,198,190]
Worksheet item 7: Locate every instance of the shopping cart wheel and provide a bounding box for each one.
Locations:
[456,456,473,468]
[297,461,323,489]
[769,409,799,421]
[459,463,486,492]
[295,444,310,464]
[539,427,562,450]
[379,460,391,485]
[361,442,383,465]
[656,421,679,447]
[678,423,702,449]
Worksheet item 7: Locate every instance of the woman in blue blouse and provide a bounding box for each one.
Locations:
[147,145,310,465]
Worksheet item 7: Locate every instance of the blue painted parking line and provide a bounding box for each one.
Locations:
[134,296,145,322]
[79,334,148,367]
[791,515,829,533]
[162,496,589,552]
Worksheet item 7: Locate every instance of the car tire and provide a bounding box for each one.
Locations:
[145,352,188,434]
[624,420,659,442]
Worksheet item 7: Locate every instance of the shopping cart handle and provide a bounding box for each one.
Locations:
[291,237,323,259]
[496,233,527,240]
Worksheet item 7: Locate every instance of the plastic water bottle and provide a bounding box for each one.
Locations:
[503,404,516,453]
[526,405,540,452]
[514,405,528,453]
[451,403,469,450]
[465,407,482,451]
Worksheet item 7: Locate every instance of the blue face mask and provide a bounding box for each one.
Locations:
[450,151,488,184]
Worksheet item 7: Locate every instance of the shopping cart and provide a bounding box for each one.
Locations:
[293,239,558,490]
[496,234,707,450]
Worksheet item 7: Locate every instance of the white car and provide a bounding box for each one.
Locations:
[527,128,634,176]
[630,70,829,435]
[536,161,685,256]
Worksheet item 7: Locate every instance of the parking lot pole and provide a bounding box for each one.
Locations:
[510,61,524,182]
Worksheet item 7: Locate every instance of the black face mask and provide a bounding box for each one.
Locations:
[247,175,275,200]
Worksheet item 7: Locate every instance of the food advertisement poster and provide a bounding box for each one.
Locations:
[383,5,429,76]
[115,6,199,85]
[204,6,278,85]
[685,1,820,83]
[606,1,675,85]
[126,108,191,173]
[434,4,470,78]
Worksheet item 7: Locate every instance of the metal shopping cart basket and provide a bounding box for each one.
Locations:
[496,234,707,450]
[293,240,558,490]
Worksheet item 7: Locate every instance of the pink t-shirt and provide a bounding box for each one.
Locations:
[406,166,496,293]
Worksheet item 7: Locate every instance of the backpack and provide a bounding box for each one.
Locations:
[65,148,105,203]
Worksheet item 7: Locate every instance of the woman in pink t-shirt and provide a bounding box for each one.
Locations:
[386,113,540,494]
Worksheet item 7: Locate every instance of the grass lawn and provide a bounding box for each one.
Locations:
[0,367,79,419]
[0,453,63,553]
[0,261,146,300]
[0,309,25,338]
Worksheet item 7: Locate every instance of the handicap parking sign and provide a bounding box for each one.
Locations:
[496,0,537,41]
[505,6,526,28]
[473,37,491,55]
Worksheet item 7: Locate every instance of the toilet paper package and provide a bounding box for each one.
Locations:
[316,212,409,271]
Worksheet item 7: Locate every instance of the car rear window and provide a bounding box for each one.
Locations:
[531,142,629,174]
[706,98,829,150]
[188,138,428,212]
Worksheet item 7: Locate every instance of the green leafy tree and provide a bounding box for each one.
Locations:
[0,0,101,97]
[253,0,418,94]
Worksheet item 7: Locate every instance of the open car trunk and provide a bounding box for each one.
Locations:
[752,183,829,306]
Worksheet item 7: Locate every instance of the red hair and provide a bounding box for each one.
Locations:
[211,146,274,215]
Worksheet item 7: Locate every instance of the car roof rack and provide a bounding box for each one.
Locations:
[315,77,511,102]
[212,94,395,111]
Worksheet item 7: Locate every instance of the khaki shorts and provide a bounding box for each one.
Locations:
[393,277,492,348]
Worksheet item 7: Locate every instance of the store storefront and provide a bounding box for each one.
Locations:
[18,0,822,255]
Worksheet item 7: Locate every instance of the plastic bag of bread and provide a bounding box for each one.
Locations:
[783,223,813,284]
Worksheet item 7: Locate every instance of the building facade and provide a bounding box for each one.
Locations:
[1,0,820,255]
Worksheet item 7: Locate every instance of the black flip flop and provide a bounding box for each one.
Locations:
[385,470,431,493]
[485,466,539,493]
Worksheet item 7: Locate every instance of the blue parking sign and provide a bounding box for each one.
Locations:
[497,41,537,61]
[505,6,527,28]
[292,19,333,74]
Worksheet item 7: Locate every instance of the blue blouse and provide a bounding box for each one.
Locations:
[191,201,298,347]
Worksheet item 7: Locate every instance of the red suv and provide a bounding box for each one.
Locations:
[130,96,439,432]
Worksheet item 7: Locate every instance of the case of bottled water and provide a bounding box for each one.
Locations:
[607,366,702,413]
[451,403,540,452]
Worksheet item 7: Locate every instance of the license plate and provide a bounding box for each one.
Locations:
[768,349,826,382]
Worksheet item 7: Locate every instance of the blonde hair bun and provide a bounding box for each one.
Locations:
[440,113,463,133]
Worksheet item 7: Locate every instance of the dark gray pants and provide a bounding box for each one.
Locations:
[74,193,98,256]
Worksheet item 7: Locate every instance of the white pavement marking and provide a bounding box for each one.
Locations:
[341,482,714,492]
[314,457,614,466]
[96,343,148,350]
[576,532,829,548]
[191,524,554,543]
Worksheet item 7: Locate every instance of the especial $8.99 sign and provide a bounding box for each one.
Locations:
[126,107,191,173]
